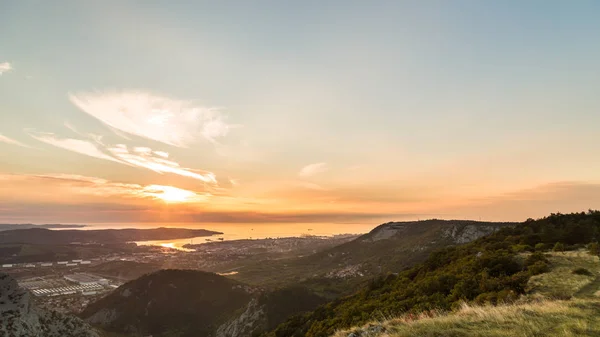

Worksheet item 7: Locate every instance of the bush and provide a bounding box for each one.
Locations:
[527,261,549,276]
[572,268,593,276]
[534,243,547,251]
[552,242,565,252]
[511,244,533,253]
[524,252,548,267]
[588,242,599,256]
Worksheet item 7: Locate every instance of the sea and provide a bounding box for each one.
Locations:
[59,222,378,250]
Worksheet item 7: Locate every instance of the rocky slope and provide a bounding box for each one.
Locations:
[0,273,99,337]
[216,286,327,337]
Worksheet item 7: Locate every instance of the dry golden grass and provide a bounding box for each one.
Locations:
[334,298,600,337]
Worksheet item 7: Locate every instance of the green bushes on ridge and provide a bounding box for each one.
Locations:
[266,211,600,337]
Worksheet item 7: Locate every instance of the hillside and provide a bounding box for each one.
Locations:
[81,269,329,337]
[0,242,140,264]
[265,211,600,337]
[335,299,600,337]
[86,261,162,282]
[81,270,253,337]
[232,220,513,290]
[307,220,515,275]
[0,273,99,337]
[335,250,600,337]
[216,286,329,337]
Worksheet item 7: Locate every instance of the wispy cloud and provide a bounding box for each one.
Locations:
[106,144,217,183]
[29,174,207,203]
[28,131,123,163]
[0,133,30,148]
[27,129,218,184]
[0,174,417,223]
[299,162,328,177]
[69,90,231,147]
[0,62,11,75]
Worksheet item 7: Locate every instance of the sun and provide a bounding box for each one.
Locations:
[143,185,197,203]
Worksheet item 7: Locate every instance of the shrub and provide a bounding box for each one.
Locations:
[524,252,548,267]
[511,244,533,253]
[572,268,593,276]
[534,243,547,251]
[527,261,549,276]
[552,242,565,252]
[588,242,599,256]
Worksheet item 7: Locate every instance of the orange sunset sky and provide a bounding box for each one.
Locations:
[1,2,600,224]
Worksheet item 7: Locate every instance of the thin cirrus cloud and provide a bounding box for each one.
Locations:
[28,131,217,184]
[0,133,30,148]
[28,131,122,163]
[26,173,207,203]
[0,62,11,75]
[299,162,328,177]
[69,90,231,147]
[107,144,217,183]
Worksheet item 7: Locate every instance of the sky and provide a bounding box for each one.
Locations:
[1,1,600,225]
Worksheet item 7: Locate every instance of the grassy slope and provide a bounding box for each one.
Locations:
[336,299,600,337]
[527,250,600,299]
[336,250,600,337]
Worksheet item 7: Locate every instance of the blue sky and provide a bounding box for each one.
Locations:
[1,1,600,223]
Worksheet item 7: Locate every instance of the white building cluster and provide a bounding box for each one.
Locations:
[30,283,104,296]
[1,259,92,268]
[20,273,110,297]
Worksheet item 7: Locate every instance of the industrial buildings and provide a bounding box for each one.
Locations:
[64,273,108,285]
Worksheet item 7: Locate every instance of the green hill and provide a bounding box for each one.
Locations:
[232,220,513,293]
[81,269,329,337]
[265,211,600,337]
[81,270,253,337]
[335,250,600,337]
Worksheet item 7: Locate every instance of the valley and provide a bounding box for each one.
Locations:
[0,228,360,318]
[2,212,600,337]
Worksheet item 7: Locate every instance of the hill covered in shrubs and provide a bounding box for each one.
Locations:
[266,211,600,337]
